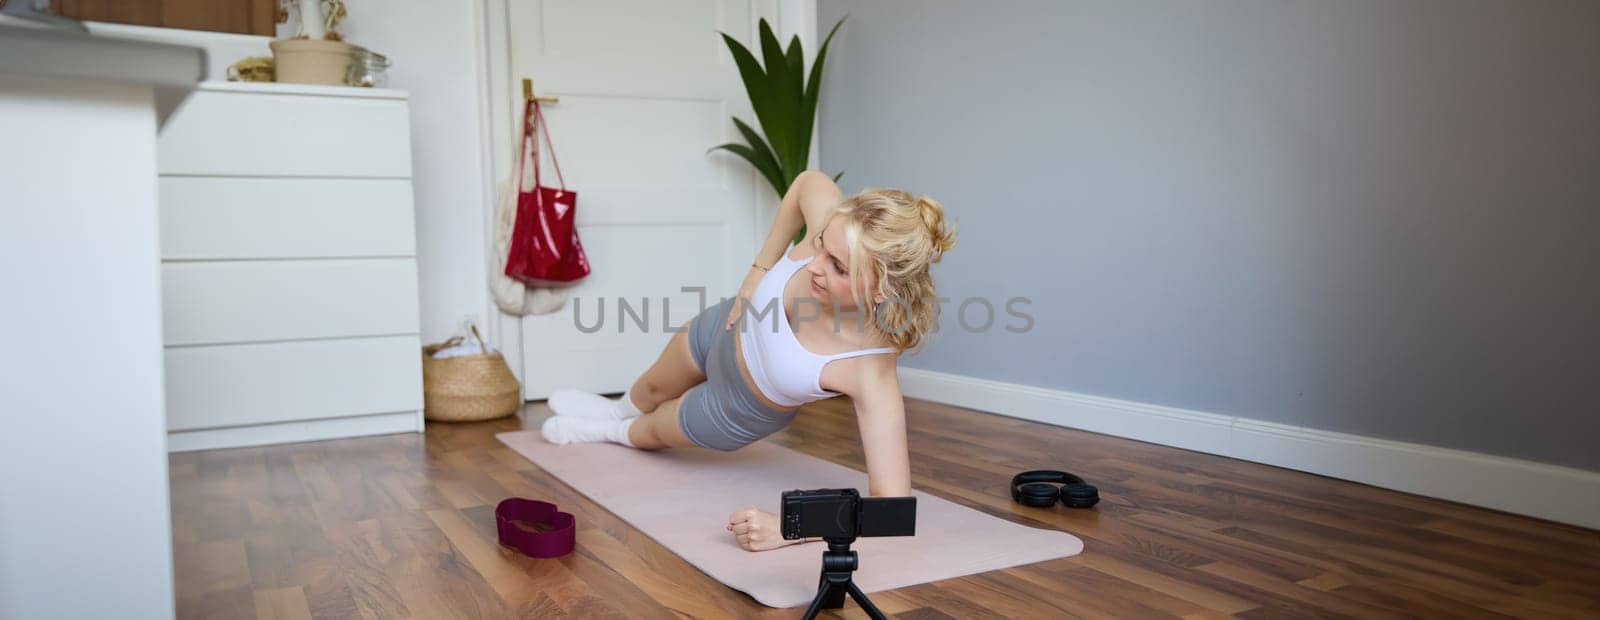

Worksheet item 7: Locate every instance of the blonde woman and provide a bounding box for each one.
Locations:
[541,170,956,551]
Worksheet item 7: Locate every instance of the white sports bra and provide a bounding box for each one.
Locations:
[738,244,896,408]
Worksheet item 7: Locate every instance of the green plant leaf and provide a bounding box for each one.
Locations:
[758,19,800,183]
[799,16,847,166]
[718,31,784,175]
[729,117,787,196]
[785,35,805,112]
[785,35,808,175]
[707,142,785,198]
[712,16,848,221]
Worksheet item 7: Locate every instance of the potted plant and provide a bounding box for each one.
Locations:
[710,17,847,244]
[269,0,352,85]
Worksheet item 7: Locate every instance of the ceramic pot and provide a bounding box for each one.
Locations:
[269,38,353,86]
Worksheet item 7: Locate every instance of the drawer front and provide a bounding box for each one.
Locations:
[162,258,420,345]
[161,177,416,259]
[158,90,412,177]
[164,336,423,431]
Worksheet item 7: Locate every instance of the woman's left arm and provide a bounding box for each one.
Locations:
[850,362,913,498]
[726,361,909,552]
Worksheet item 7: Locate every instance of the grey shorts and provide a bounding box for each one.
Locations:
[679,296,798,451]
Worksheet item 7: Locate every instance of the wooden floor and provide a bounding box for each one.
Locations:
[170,398,1600,619]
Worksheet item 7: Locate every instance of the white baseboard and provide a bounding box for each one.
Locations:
[898,368,1600,531]
[167,411,422,453]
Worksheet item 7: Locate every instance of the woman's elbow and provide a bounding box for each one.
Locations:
[793,169,834,196]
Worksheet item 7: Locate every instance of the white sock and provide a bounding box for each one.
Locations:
[549,388,645,420]
[541,416,636,447]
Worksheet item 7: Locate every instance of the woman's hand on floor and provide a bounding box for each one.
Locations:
[726,507,793,552]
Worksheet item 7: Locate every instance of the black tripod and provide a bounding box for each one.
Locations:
[802,537,886,620]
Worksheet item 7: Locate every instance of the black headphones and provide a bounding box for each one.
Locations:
[1010,470,1099,508]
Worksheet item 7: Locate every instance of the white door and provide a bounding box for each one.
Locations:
[487,1,779,399]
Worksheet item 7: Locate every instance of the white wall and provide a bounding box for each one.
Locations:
[817,0,1600,472]
[816,0,1600,527]
[331,0,494,343]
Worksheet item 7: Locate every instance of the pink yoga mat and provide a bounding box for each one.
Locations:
[497,430,1084,609]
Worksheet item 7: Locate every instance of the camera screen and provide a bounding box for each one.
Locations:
[789,495,856,539]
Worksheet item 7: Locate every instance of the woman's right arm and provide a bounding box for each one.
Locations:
[755,170,823,269]
[724,171,824,331]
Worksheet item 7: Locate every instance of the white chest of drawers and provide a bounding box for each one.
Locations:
[158,81,424,452]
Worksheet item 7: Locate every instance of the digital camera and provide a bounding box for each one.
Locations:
[780,488,917,541]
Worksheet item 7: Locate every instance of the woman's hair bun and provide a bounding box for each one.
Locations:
[915,195,957,263]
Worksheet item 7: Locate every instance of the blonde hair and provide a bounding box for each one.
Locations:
[822,187,957,354]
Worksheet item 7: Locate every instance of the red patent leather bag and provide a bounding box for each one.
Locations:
[504,99,590,286]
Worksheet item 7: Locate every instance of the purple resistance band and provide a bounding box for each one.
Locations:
[495,498,575,558]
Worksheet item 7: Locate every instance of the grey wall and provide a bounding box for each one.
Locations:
[817,0,1599,471]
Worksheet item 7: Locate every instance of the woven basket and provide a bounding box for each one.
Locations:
[421,324,521,422]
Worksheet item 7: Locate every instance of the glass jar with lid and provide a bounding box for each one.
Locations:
[346,46,390,88]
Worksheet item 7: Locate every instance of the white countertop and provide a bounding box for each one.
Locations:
[1,16,205,125]
[0,19,205,89]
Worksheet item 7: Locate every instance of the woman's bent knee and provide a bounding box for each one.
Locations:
[635,379,666,401]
